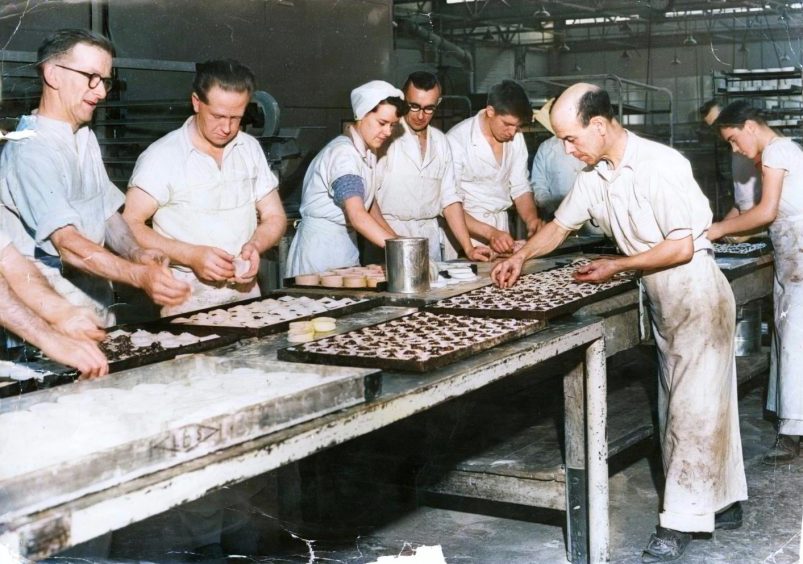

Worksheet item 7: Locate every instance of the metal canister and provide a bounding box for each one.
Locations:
[734,301,762,356]
[385,237,430,293]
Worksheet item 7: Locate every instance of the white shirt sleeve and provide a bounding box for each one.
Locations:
[508,133,531,200]
[553,176,595,232]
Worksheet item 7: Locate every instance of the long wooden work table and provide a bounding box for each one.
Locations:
[0,249,773,563]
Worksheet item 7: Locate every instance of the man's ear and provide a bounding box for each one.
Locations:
[590,115,607,135]
[486,105,496,119]
[191,92,201,114]
[41,63,60,90]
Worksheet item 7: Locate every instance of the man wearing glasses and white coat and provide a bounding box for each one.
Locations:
[375,71,490,262]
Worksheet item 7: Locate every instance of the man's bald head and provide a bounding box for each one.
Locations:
[551,83,614,129]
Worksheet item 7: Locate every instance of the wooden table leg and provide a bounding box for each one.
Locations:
[564,355,588,563]
[586,337,609,563]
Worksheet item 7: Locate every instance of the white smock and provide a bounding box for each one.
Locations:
[444,110,530,259]
[0,114,125,326]
[732,153,762,212]
[376,120,461,260]
[130,117,278,316]
[555,131,747,533]
[763,137,803,436]
[286,126,379,276]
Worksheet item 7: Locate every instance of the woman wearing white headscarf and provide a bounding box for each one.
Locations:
[286,81,405,276]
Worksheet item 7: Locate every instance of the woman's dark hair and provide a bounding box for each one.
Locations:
[367,96,409,118]
[193,59,256,104]
[714,100,766,129]
[488,80,531,124]
[37,29,115,75]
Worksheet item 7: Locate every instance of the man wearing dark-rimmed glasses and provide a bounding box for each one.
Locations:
[0,28,191,327]
[375,71,491,262]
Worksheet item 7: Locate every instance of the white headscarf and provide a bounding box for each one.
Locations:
[350,80,404,120]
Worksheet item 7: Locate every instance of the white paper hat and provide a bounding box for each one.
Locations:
[351,80,404,120]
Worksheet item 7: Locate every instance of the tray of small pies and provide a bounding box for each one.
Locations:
[277,310,546,372]
[163,292,381,337]
[712,240,772,258]
[283,264,388,291]
[425,258,638,321]
[19,323,242,378]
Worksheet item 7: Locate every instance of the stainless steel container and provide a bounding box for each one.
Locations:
[735,301,762,356]
[386,237,430,293]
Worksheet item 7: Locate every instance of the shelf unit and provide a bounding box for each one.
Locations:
[714,67,803,141]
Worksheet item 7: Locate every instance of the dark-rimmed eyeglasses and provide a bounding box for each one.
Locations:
[408,102,439,115]
[55,64,113,91]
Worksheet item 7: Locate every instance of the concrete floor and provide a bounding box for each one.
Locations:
[55,367,802,564]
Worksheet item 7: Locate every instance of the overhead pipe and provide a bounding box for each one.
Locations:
[399,19,475,93]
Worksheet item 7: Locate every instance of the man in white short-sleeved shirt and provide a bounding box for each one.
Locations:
[446,79,543,258]
[0,29,191,324]
[124,59,286,316]
[493,83,747,563]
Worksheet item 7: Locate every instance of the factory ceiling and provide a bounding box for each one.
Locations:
[393,1,803,54]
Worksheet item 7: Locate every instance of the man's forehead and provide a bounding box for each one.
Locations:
[406,85,440,101]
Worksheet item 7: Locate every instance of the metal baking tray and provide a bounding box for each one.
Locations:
[278,310,546,372]
[162,292,381,337]
[283,276,388,292]
[713,240,772,258]
[425,263,637,322]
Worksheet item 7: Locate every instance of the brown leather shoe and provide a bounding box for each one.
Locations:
[642,526,692,562]
[762,434,800,465]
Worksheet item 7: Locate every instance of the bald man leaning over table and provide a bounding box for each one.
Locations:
[492,83,747,563]
[0,29,191,324]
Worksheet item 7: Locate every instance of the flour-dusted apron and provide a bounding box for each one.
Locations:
[377,148,443,260]
[442,205,509,260]
[285,217,359,277]
[767,212,803,435]
[642,250,747,533]
[154,189,259,317]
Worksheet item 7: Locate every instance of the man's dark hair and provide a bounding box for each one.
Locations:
[36,29,115,75]
[699,99,720,118]
[714,100,766,129]
[576,87,614,126]
[193,59,257,104]
[403,71,440,93]
[367,96,409,118]
[487,80,531,124]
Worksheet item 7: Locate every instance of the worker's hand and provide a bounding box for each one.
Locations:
[573,258,620,284]
[707,222,724,242]
[52,306,106,342]
[130,247,169,268]
[488,229,515,254]
[491,254,524,288]
[526,217,546,238]
[232,242,260,283]
[189,246,235,282]
[136,264,192,306]
[465,245,493,262]
[40,332,109,379]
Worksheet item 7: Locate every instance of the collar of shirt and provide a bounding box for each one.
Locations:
[21,113,85,142]
[179,116,244,161]
[469,109,502,168]
[593,129,637,184]
[399,119,432,162]
[346,124,375,166]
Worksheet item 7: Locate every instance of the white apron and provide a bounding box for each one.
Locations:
[442,206,508,261]
[767,213,803,435]
[378,147,443,260]
[154,191,259,317]
[643,250,747,532]
[286,217,359,277]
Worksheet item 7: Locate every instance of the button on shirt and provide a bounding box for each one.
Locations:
[129,116,279,256]
[0,114,125,257]
[447,110,531,215]
[554,131,713,256]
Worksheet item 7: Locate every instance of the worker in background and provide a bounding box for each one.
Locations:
[0,29,191,325]
[530,98,601,237]
[286,80,403,276]
[708,101,803,465]
[492,83,747,563]
[375,71,490,262]
[124,59,286,316]
[0,228,107,377]
[445,79,543,259]
[700,99,763,223]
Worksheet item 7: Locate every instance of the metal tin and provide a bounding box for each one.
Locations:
[385,237,430,293]
[735,301,762,356]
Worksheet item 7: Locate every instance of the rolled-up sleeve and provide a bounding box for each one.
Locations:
[249,138,279,201]
[439,142,462,210]
[130,146,171,206]
[509,134,531,200]
[5,149,82,245]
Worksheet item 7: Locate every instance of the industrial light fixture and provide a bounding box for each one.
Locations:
[738,42,749,53]
[621,49,631,60]
[481,28,494,41]
[671,49,681,65]
[534,4,550,18]
[779,7,789,22]
[619,21,633,34]
[558,40,571,52]
[574,62,582,72]
[683,34,698,46]
[780,52,792,62]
